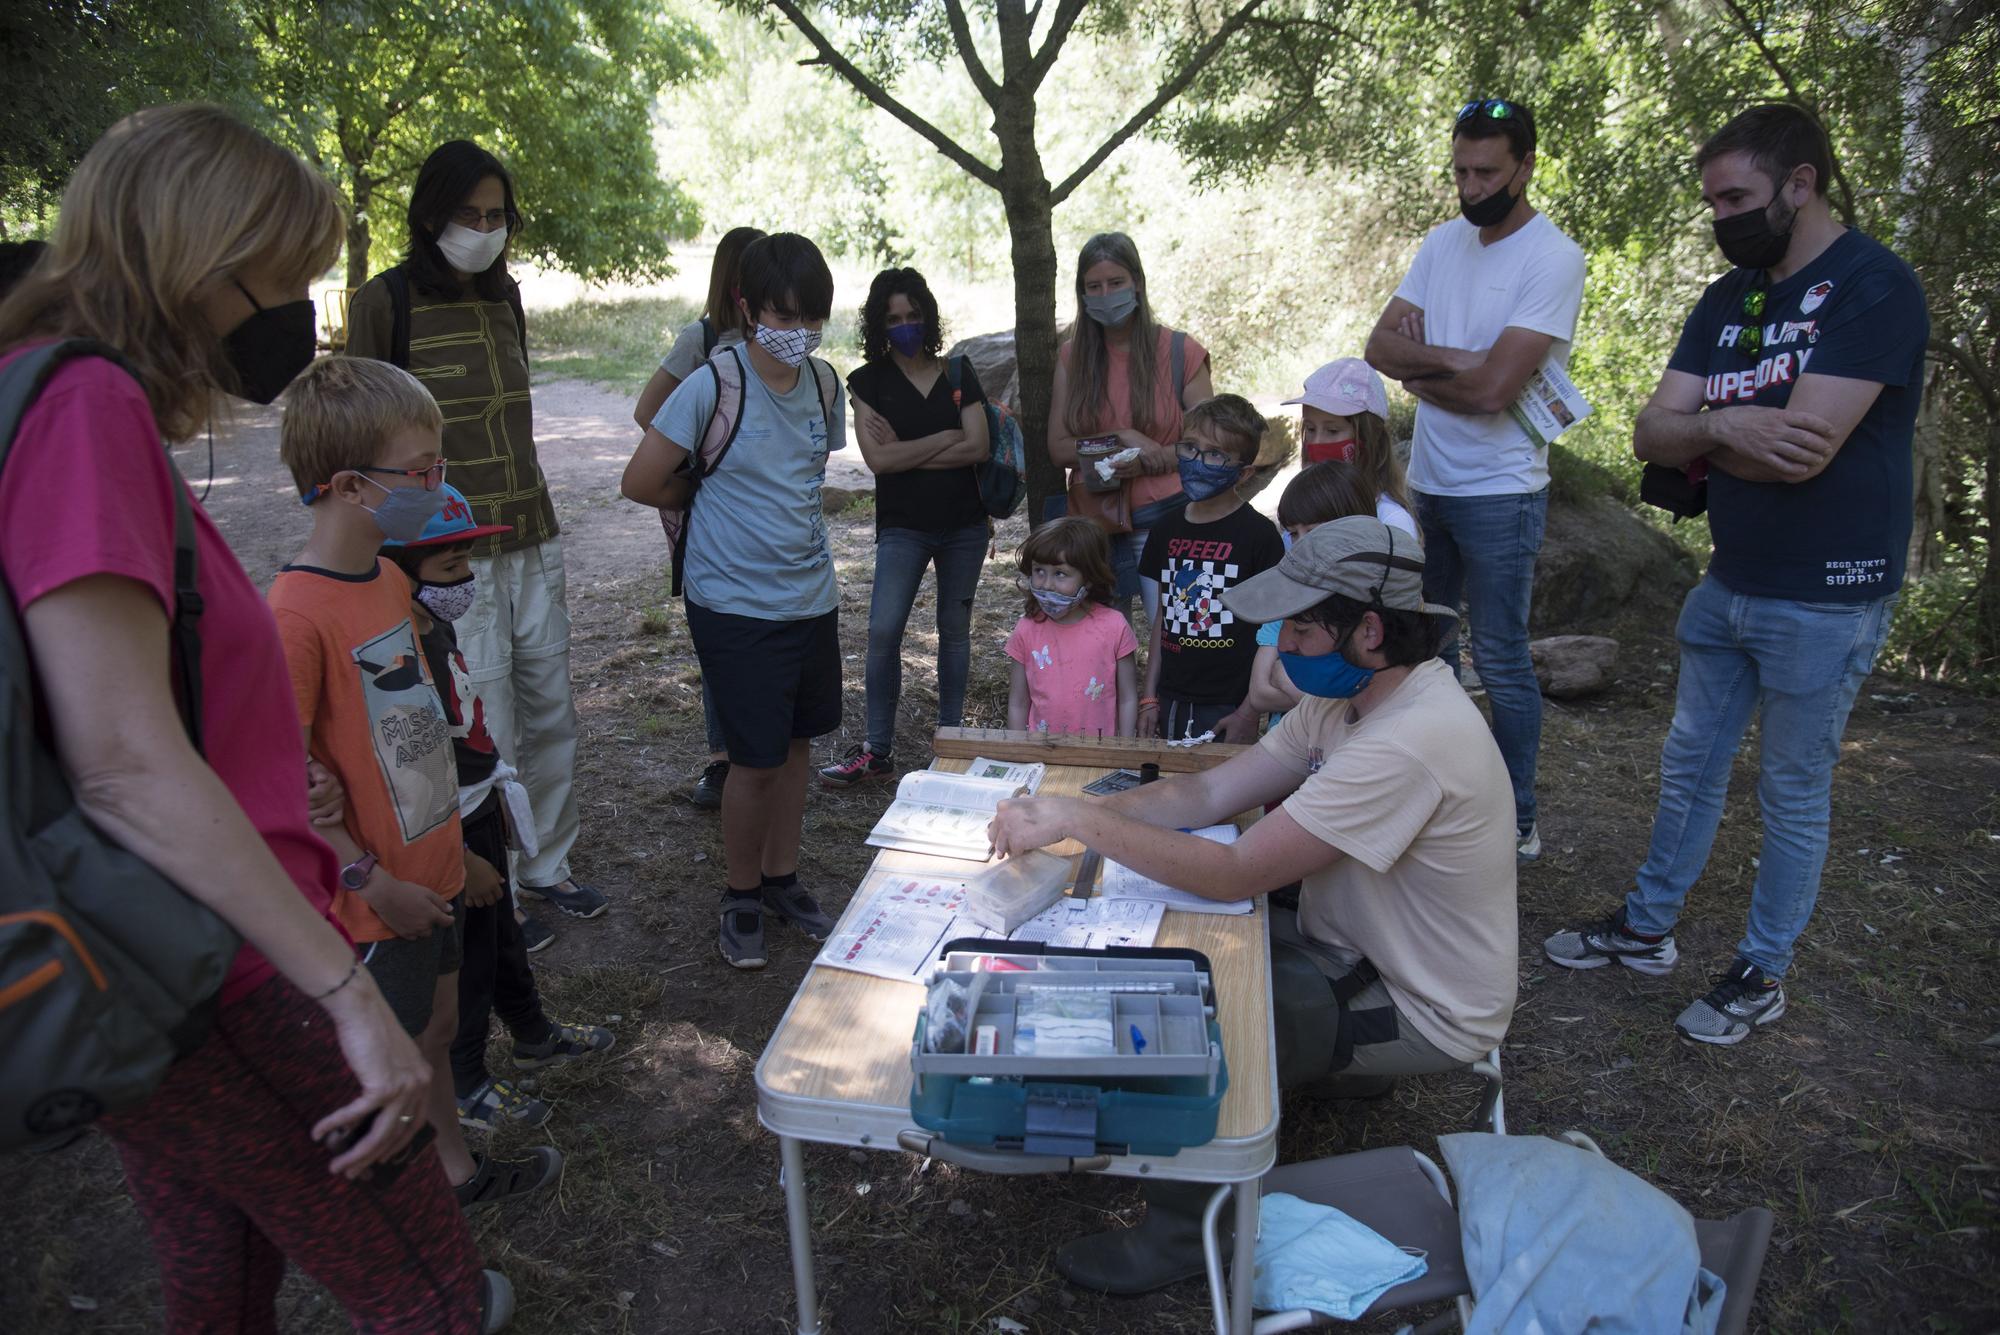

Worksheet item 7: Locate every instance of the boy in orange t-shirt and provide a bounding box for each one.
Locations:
[272,356,558,1209]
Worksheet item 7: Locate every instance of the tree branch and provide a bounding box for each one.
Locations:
[1026,0,1089,89]
[941,0,1001,104]
[1712,0,1859,224]
[1050,0,1271,205]
[1930,335,1997,410]
[767,0,1002,189]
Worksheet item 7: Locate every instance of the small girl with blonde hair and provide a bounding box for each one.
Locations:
[1004,517,1138,736]
[1282,356,1416,536]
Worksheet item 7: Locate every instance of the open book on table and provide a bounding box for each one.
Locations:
[865,770,1027,862]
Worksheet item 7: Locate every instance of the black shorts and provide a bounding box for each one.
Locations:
[685,598,842,768]
[362,891,465,1036]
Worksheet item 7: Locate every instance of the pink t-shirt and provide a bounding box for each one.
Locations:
[1060,327,1210,509]
[0,347,343,1006]
[1004,603,1137,736]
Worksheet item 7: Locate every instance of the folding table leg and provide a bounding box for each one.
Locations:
[778,1136,821,1335]
[1229,1176,1259,1331]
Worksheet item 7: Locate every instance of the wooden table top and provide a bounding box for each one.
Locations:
[756,743,1276,1152]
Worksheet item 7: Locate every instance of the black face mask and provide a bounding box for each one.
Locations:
[1711,190,1798,272]
[1460,171,1521,228]
[222,280,317,404]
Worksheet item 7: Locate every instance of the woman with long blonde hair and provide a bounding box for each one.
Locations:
[0,105,505,1332]
[1046,231,1215,626]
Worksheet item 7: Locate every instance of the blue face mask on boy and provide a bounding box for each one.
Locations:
[1280,623,1376,699]
[1177,455,1242,502]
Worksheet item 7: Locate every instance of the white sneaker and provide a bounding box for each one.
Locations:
[1516,823,1542,861]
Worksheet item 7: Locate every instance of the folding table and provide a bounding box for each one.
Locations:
[755,730,1280,1334]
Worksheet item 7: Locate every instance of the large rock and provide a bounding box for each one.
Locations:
[1532,491,1698,632]
[1532,635,1620,698]
[945,331,1021,414]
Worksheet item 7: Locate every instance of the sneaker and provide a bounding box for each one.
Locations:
[1543,906,1679,975]
[520,878,608,920]
[691,759,729,810]
[1517,823,1542,861]
[819,745,892,788]
[479,1270,515,1334]
[518,912,555,954]
[764,878,836,941]
[718,893,767,970]
[512,1018,616,1070]
[454,1146,563,1208]
[1674,958,1786,1045]
[457,1076,552,1131]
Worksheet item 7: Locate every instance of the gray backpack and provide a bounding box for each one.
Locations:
[0,339,240,1152]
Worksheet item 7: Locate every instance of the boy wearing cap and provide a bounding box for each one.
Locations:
[274,356,559,1210]
[382,485,614,1133]
[990,516,1519,1294]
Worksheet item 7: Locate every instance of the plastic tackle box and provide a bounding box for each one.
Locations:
[908,941,1229,1157]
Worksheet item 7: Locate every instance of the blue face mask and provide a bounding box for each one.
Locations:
[362,477,449,543]
[886,322,926,356]
[1177,455,1243,502]
[1280,625,1375,699]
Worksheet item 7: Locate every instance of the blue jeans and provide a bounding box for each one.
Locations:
[865,525,988,755]
[1413,488,1547,829]
[1624,577,1895,978]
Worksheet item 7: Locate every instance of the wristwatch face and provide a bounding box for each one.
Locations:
[340,855,374,890]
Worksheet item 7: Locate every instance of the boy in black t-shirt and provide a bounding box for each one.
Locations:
[384,487,613,1132]
[1138,395,1285,742]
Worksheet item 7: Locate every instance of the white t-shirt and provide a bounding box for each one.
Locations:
[1260,660,1519,1061]
[1376,495,1419,538]
[1393,212,1586,497]
[658,318,745,381]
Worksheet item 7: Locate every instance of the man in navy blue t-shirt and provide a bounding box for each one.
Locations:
[1544,104,1927,1046]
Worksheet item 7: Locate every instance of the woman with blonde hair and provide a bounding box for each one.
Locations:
[1046,231,1214,625]
[0,105,504,1332]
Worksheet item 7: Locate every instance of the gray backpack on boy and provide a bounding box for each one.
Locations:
[0,339,239,1152]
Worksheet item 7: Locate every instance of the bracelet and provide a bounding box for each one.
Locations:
[310,960,360,1002]
[1138,697,1160,707]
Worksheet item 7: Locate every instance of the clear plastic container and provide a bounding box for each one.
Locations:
[958,850,1069,935]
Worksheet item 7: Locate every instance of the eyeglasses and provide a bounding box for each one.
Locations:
[451,207,512,229]
[360,460,448,491]
[1457,98,1522,124]
[1737,286,1767,359]
[1174,440,1237,469]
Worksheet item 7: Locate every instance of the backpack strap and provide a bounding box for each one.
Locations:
[0,339,203,752]
[695,345,749,478]
[383,265,412,371]
[699,315,718,357]
[805,356,838,438]
[946,354,964,410]
[1169,329,1188,405]
[505,277,527,362]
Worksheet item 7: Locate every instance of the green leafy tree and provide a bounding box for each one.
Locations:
[241,0,710,288]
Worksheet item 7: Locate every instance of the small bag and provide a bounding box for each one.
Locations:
[1640,461,1707,520]
[1061,329,1190,534]
[946,356,1025,520]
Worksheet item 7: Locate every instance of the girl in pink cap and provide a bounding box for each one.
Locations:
[1283,356,1416,537]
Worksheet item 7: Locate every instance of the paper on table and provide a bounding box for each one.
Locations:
[1097,824,1253,915]
[1009,896,1165,951]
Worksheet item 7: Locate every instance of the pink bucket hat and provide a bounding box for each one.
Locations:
[1283,357,1390,420]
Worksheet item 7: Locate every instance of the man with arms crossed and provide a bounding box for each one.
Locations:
[1545,104,1927,1045]
[1366,97,1587,862]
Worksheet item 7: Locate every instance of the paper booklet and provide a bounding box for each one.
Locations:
[963,756,1047,793]
[816,865,1167,984]
[1097,824,1253,915]
[1509,359,1593,449]
[865,770,1027,862]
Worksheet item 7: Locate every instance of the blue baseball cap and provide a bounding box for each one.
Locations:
[380,483,512,548]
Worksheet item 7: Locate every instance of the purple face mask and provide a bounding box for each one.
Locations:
[886,322,926,356]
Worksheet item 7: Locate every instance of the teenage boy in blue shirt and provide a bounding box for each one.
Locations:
[621,233,847,969]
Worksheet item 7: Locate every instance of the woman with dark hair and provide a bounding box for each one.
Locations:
[348,141,604,941]
[0,104,506,1332]
[633,225,765,810]
[818,266,990,787]
[1047,232,1214,627]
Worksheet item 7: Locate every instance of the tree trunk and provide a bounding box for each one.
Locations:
[993,88,1062,526]
[345,176,373,291]
[1978,411,2000,663]
[1908,360,1946,576]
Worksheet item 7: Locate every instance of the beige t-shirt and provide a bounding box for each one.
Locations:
[1260,659,1518,1061]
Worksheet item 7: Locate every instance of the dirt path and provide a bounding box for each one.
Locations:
[3,381,1995,1333]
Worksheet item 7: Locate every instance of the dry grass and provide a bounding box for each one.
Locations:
[4,503,1996,1333]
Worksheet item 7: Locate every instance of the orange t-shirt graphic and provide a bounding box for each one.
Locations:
[269,559,464,943]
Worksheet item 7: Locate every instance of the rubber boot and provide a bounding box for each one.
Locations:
[1055,1179,1226,1296]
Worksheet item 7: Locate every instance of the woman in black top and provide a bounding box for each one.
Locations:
[819,268,991,785]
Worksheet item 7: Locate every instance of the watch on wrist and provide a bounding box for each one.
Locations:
[339,851,378,891]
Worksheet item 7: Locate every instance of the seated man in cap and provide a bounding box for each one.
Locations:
[988,515,1519,1295]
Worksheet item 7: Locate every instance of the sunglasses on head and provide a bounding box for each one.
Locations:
[1457,98,1522,124]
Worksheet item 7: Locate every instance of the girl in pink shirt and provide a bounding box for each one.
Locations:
[1005,517,1138,737]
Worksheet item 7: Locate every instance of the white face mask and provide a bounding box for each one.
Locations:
[417,574,477,623]
[436,222,507,274]
[753,322,822,367]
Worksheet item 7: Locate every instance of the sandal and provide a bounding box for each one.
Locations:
[453,1146,564,1209]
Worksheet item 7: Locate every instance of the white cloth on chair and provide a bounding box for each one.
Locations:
[1251,1191,1428,1319]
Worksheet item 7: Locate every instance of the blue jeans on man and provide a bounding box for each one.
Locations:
[865,525,988,755]
[1413,487,1547,831]
[1624,576,1895,978]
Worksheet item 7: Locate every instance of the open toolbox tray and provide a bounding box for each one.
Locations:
[908,939,1229,1158]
